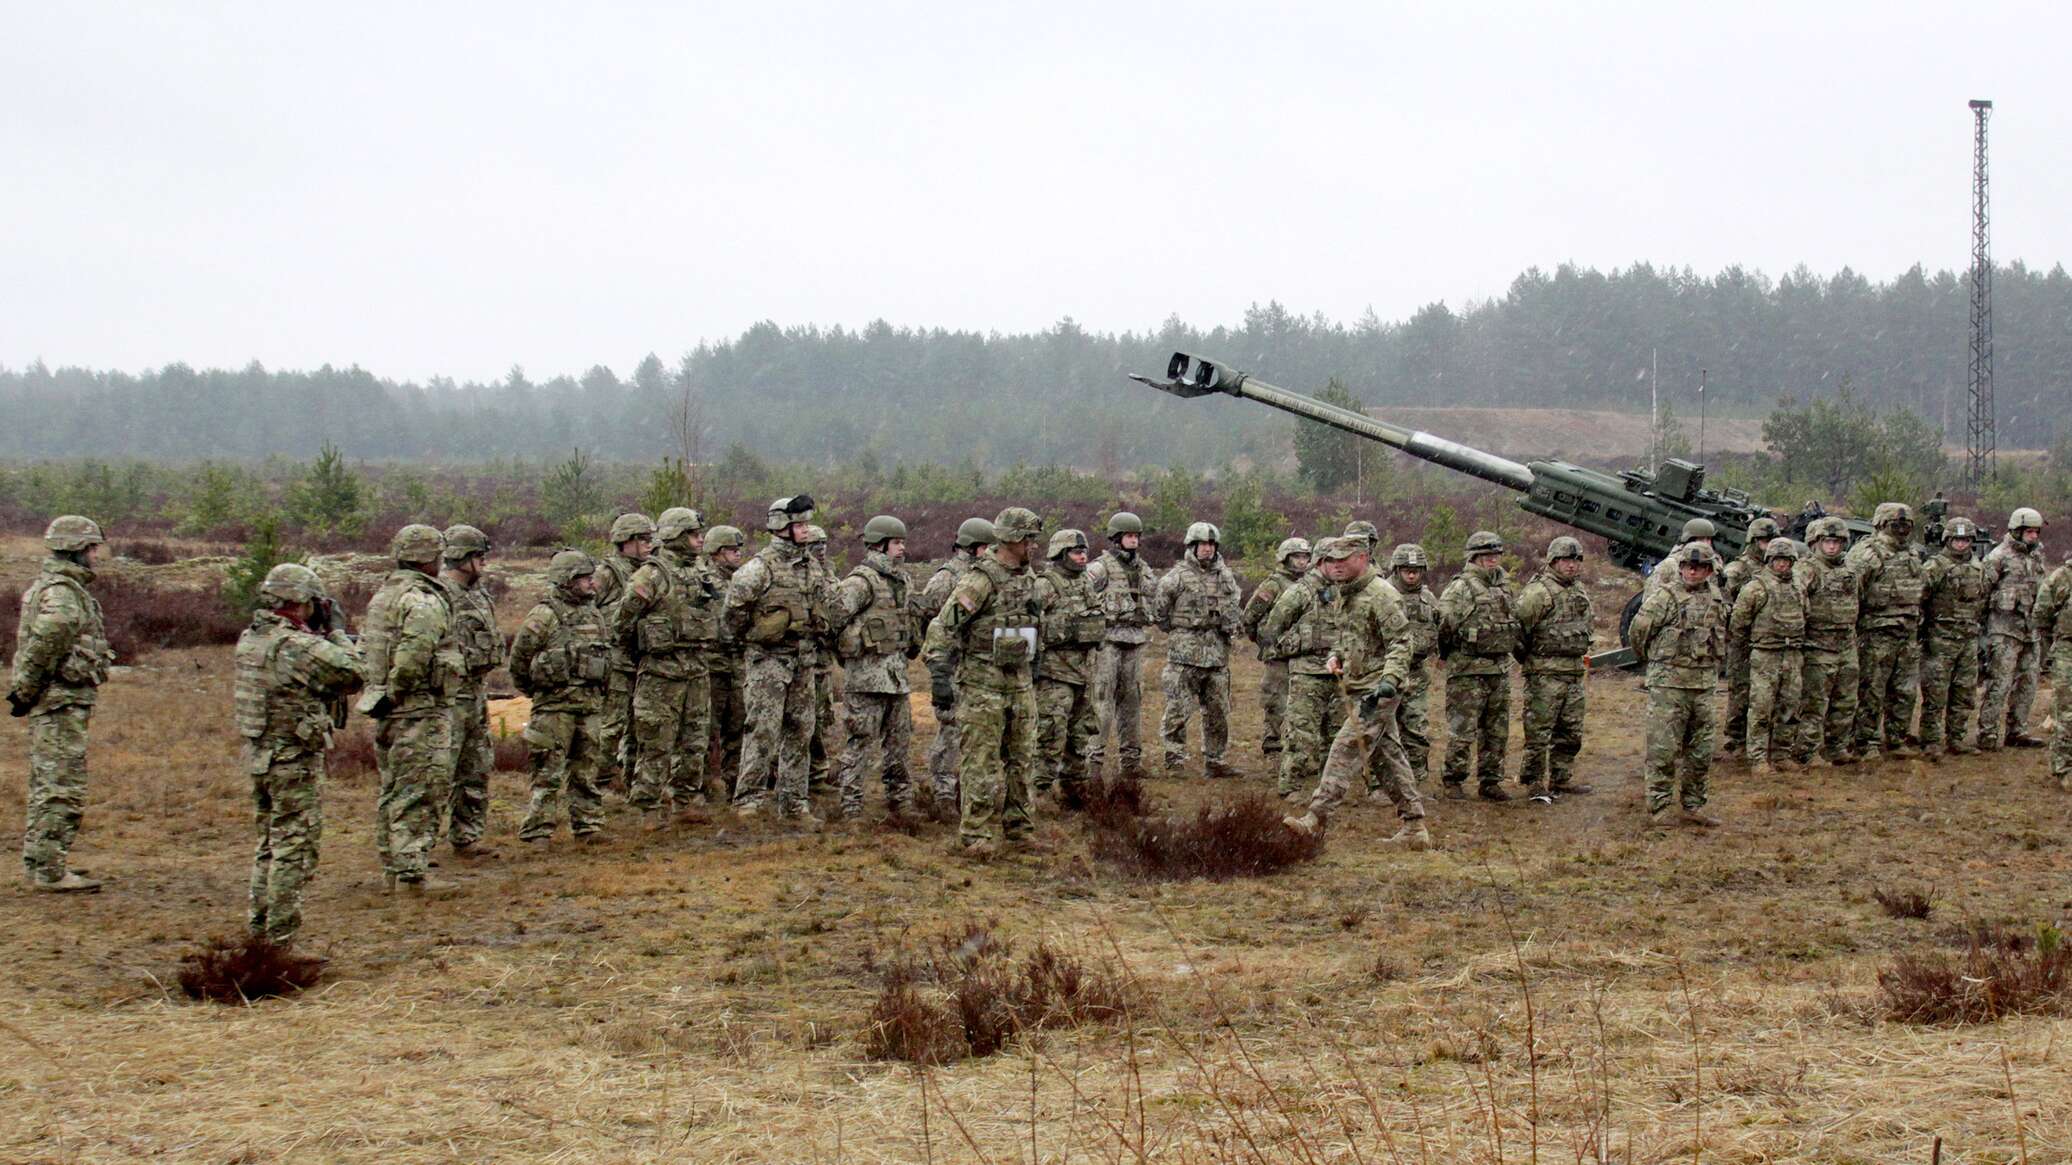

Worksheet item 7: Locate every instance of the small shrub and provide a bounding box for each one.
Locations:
[176,934,325,1004]
[863,922,1128,1065]
[492,733,528,772]
[1879,922,2071,1024]
[1371,954,1407,983]
[1872,885,1937,920]
[120,540,178,565]
[1088,794,1324,882]
[329,725,377,781]
[0,577,244,661]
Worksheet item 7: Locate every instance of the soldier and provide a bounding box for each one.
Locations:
[1514,536,1595,801]
[830,516,917,820]
[357,524,462,894]
[1719,516,1782,756]
[1922,490,1950,549]
[1919,518,1989,760]
[510,550,613,843]
[1849,503,1927,760]
[1436,530,1519,799]
[703,525,750,792]
[1258,545,1343,801]
[1789,499,1826,543]
[615,507,725,825]
[723,495,834,825]
[1980,508,2049,750]
[235,564,364,943]
[440,524,501,858]
[1153,522,1244,779]
[1282,538,1430,848]
[917,518,992,811]
[1791,517,1866,767]
[924,507,1044,855]
[1033,529,1106,807]
[1647,518,1720,593]
[2031,554,2072,790]
[800,524,840,795]
[9,515,113,893]
[1241,537,1312,760]
[1731,540,1806,775]
[1343,521,1380,554]
[1629,545,1728,827]
[1382,543,1441,785]
[1087,511,1156,781]
[593,512,655,791]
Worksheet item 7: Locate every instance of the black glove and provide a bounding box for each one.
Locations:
[7,691,34,718]
[928,662,955,711]
[1357,681,1397,721]
[310,597,335,635]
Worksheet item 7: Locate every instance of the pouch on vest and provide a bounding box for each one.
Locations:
[991,626,1036,666]
[747,608,793,645]
[640,613,681,656]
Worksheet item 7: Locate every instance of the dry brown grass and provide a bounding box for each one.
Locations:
[862,921,1128,1065]
[1880,922,2072,1025]
[174,933,326,1004]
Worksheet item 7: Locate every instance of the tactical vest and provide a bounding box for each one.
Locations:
[1800,554,1862,650]
[451,583,502,678]
[1858,540,1926,628]
[1336,571,1399,687]
[526,591,613,691]
[956,557,1040,685]
[234,617,337,752]
[837,560,912,660]
[1925,554,1990,633]
[1165,559,1229,632]
[1988,541,2045,640]
[19,569,111,689]
[1744,572,1806,650]
[1522,576,1593,660]
[1038,565,1106,649]
[1452,570,1520,658]
[743,544,828,650]
[599,554,643,671]
[1267,576,1338,665]
[637,551,722,658]
[1095,551,1154,627]
[1656,587,1727,670]
[1387,578,1440,662]
[2049,570,2072,642]
[359,570,453,705]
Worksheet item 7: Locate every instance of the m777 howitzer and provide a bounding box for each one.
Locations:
[1129,352,1873,664]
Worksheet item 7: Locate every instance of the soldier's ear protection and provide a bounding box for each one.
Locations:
[785,495,816,517]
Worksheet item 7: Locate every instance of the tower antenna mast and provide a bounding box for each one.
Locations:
[1966,98,1995,488]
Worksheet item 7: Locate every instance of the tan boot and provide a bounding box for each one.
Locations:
[1648,806,1676,828]
[1678,807,1723,828]
[1282,811,1322,836]
[30,871,103,893]
[400,876,461,899]
[1382,821,1433,850]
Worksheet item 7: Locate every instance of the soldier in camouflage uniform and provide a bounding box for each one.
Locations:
[724,495,836,825]
[1647,518,1722,594]
[1383,544,1440,784]
[1282,538,1430,848]
[616,507,725,823]
[9,515,113,893]
[1719,516,1781,756]
[1033,529,1106,806]
[1791,517,1866,766]
[510,550,613,842]
[1087,511,1157,781]
[917,518,992,810]
[593,512,655,792]
[1153,522,1244,779]
[2031,554,2072,790]
[357,524,463,894]
[1629,545,1727,827]
[1730,539,1806,774]
[1513,536,1596,801]
[800,524,840,794]
[924,507,1045,855]
[704,526,750,794]
[1848,503,1927,760]
[236,564,364,943]
[1258,546,1343,800]
[1343,521,1380,554]
[440,525,501,857]
[1242,538,1312,759]
[1437,530,1519,799]
[1980,508,2049,750]
[830,516,917,819]
[1919,518,1989,759]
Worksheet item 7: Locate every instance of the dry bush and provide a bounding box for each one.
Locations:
[175,934,325,1004]
[1872,885,1937,920]
[1088,793,1323,881]
[330,725,377,781]
[1879,921,2071,1024]
[0,576,245,660]
[120,539,179,565]
[1078,776,1148,828]
[863,921,1128,1065]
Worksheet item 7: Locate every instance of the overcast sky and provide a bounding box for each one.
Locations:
[3,1,2065,383]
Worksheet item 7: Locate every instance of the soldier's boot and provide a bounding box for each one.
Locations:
[1365,786,1387,803]
[1550,780,1595,795]
[1830,751,1860,766]
[1860,745,1882,765]
[1890,741,1920,759]
[1162,752,1186,774]
[452,841,502,860]
[1950,739,1979,756]
[734,800,764,820]
[1205,761,1240,781]
[1381,821,1433,850]
[1524,782,1553,805]
[957,838,1001,860]
[400,876,461,899]
[1647,806,1676,828]
[30,871,103,894]
[790,811,825,832]
[1282,811,1322,836]
[2010,733,2047,749]
[1477,783,1512,803]
[1442,783,1470,801]
[1976,736,2004,753]
[641,809,669,833]
[1805,755,1831,770]
[1773,757,1801,773]
[1922,744,1945,764]
[1678,806,1723,828]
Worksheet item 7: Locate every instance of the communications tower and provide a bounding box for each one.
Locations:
[1966,99,1994,488]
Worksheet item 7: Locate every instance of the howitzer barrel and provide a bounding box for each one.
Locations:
[1130,352,1535,492]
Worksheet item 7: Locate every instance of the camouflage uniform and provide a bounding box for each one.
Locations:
[1792,523,1865,764]
[1718,518,1780,752]
[1259,570,1343,798]
[724,523,836,819]
[1436,540,1518,793]
[1919,530,1989,754]
[1383,547,1440,784]
[2031,561,2072,788]
[442,528,501,851]
[802,527,839,795]
[704,530,749,795]
[1980,527,2047,749]
[235,569,363,943]
[1301,545,1422,828]
[1152,533,1243,776]
[1087,539,1157,778]
[1513,553,1593,796]
[616,516,726,814]
[593,514,655,791]
[356,527,462,885]
[1630,557,1727,816]
[1848,507,1927,756]
[1033,534,1106,803]
[917,538,984,805]
[1241,541,1310,757]
[510,555,613,840]
[10,528,113,888]
[831,535,916,817]
[1729,551,1806,768]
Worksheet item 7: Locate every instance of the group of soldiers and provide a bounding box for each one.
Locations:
[10,494,2069,943]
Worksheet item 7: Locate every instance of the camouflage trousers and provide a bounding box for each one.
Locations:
[735,649,816,816]
[630,668,713,812]
[1722,639,1753,752]
[1744,647,1802,766]
[835,690,914,815]
[809,662,836,793]
[248,746,323,944]
[1260,660,1288,756]
[1645,683,1715,813]
[957,682,1037,847]
[1855,628,1921,752]
[519,706,606,839]
[1036,677,1098,797]
[21,703,92,882]
[2050,647,2072,783]
[1442,670,1510,788]
[448,684,493,849]
[708,663,746,798]
[925,694,961,807]
[374,711,452,881]
[1090,640,1148,773]
[1159,662,1231,771]
[1278,672,1345,796]
[1311,693,1423,822]
[1519,670,1585,792]
[1398,665,1433,784]
[1919,631,1980,749]
[1979,636,2039,747]
[1792,644,1858,763]
[597,671,635,790]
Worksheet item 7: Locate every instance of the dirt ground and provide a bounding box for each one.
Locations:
[3,546,2071,1164]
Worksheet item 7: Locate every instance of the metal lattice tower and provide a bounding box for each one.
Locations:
[1966,99,1995,487]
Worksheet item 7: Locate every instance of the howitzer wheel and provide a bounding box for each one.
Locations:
[1617,591,1644,647]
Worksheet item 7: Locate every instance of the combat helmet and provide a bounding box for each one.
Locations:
[1343,520,1379,549]
[1389,543,1429,570]
[1680,518,1717,542]
[861,515,907,546]
[993,507,1042,544]
[1763,539,1800,563]
[955,517,996,548]
[1048,529,1089,560]
[801,524,828,547]
[43,514,105,553]
[1547,536,1584,561]
[1746,517,1781,542]
[654,507,704,544]
[442,524,492,562]
[1871,502,1915,529]
[1105,511,1144,539]
[2008,507,2045,532]
[705,525,746,553]
[1674,543,1719,570]
[764,495,815,533]
[609,512,657,545]
[1464,530,1505,556]
[1809,516,1851,545]
[1944,517,1979,543]
[1184,521,1222,546]
[1275,537,1312,565]
[390,523,445,565]
[258,562,325,606]
[547,549,597,588]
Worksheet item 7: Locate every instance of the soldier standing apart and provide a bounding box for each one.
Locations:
[1258,547,1341,800]
[1033,529,1106,807]
[617,508,724,825]
[236,564,363,943]
[357,524,462,894]
[2030,554,2072,790]
[9,515,113,893]
[1242,538,1312,760]
[830,516,917,820]
[924,507,1044,856]
[510,551,613,842]
[1919,518,1988,759]
[1730,540,1806,775]
[800,524,840,795]
[1437,531,1520,800]
[917,518,992,810]
[1153,522,1244,779]
[1719,516,1781,756]
[1087,512,1156,782]
[1629,545,1727,827]
[724,495,834,825]
[441,525,501,858]
[1282,538,1430,848]
[703,526,750,793]
[1980,508,2049,750]
[593,512,655,792]
[1383,544,1441,784]
[1849,503,1926,761]
[1513,537,1596,802]
[1791,517,1866,767]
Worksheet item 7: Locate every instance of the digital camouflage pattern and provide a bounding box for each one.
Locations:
[1848,523,1926,754]
[724,538,835,817]
[1792,530,1865,763]
[616,544,725,812]
[357,567,459,883]
[924,551,1041,848]
[1630,571,1727,814]
[11,554,111,883]
[1980,534,2047,748]
[1152,549,1242,773]
[2033,561,2072,786]
[1034,555,1104,798]
[509,580,613,839]
[1086,546,1157,776]
[1730,565,1805,767]
[1514,568,1593,793]
[1920,542,1990,751]
[445,574,500,849]
[832,551,915,815]
[1437,560,1517,789]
